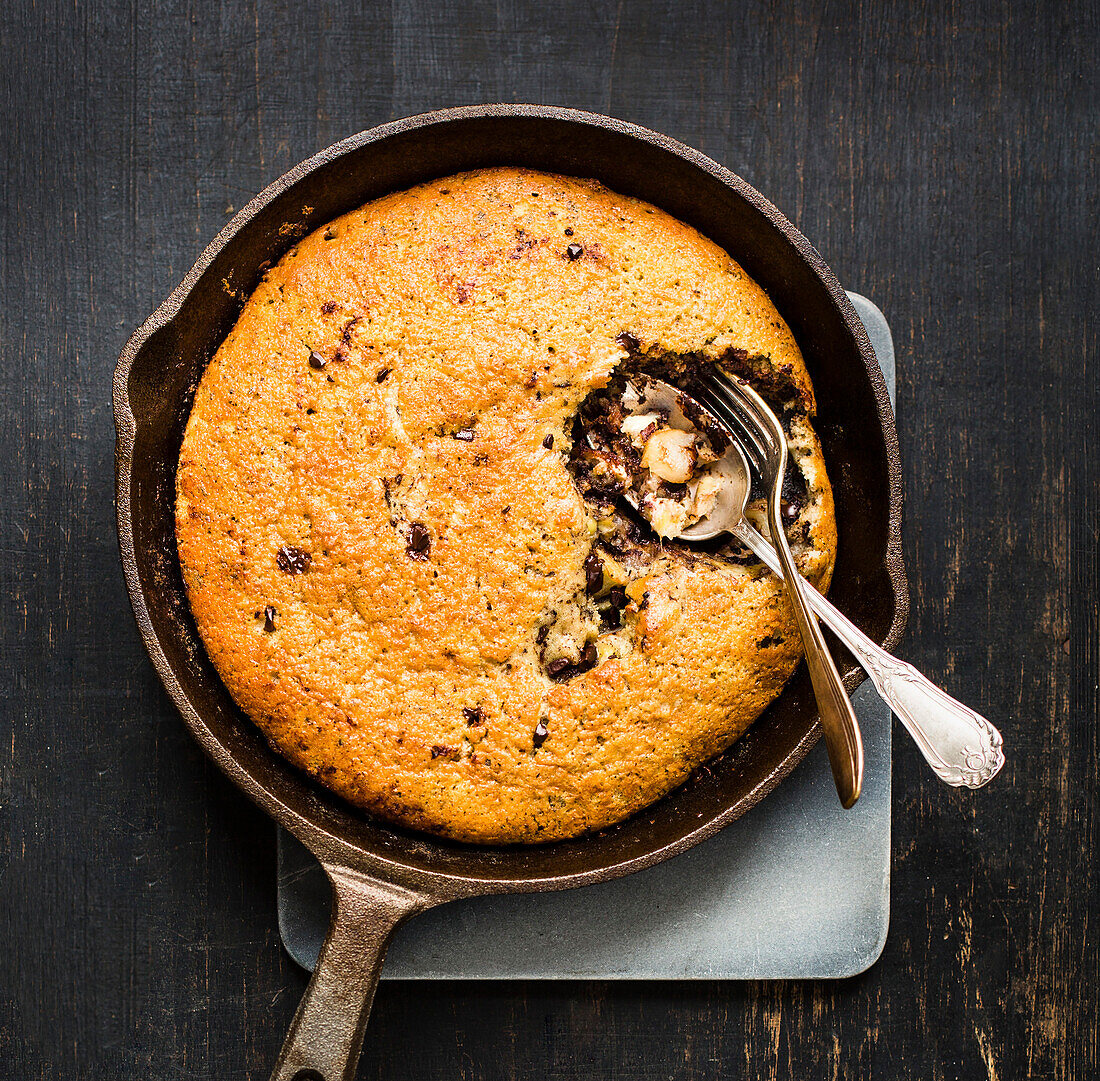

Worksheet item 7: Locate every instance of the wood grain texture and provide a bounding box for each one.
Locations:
[1,0,1095,1077]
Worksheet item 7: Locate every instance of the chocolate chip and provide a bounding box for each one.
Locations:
[406,522,431,560]
[536,625,550,645]
[431,745,459,760]
[548,641,599,682]
[584,552,604,594]
[321,300,337,314]
[276,546,311,574]
[453,428,475,441]
[566,242,583,261]
[578,641,597,670]
[564,227,574,236]
[375,367,391,383]
[600,586,628,631]
[533,720,549,749]
[615,331,641,353]
[308,350,327,370]
[473,453,489,465]
[542,433,554,449]
[463,706,485,727]
[262,606,277,632]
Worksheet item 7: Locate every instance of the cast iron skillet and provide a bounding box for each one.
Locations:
[114,105,907,1081]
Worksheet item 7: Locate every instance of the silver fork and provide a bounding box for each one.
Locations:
[692,378,865,807]
[693,373,1005,791]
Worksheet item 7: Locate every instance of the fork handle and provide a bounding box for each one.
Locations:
[736,526,1004,789]
[737,518,864,808]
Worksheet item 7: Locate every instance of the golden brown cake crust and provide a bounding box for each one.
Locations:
[176,168,837,844]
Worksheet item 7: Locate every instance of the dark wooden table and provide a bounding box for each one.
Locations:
[2,1,1096,1077]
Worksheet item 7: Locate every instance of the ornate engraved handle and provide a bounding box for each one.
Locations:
[857,648,1005,787]
[745,536,1005,788]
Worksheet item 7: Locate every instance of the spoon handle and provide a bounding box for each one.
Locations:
[739,530,1005,788]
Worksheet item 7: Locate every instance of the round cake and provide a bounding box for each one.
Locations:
[176,167,837,844]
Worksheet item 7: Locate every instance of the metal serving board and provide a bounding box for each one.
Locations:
[277,292,896,981]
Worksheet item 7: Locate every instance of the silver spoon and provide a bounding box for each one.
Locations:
[624,376,1005,792]
[623,377,862,806]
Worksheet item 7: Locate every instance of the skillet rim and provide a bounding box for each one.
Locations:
[114,104,908,897]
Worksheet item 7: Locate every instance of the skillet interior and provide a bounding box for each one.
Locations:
[115,105,907,894]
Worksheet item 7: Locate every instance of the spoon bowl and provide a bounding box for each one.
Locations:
[619,378,753,541]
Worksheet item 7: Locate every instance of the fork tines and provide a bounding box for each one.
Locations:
[694,380,766,471]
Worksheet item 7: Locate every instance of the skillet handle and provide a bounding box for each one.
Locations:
[270,863,436,1081]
